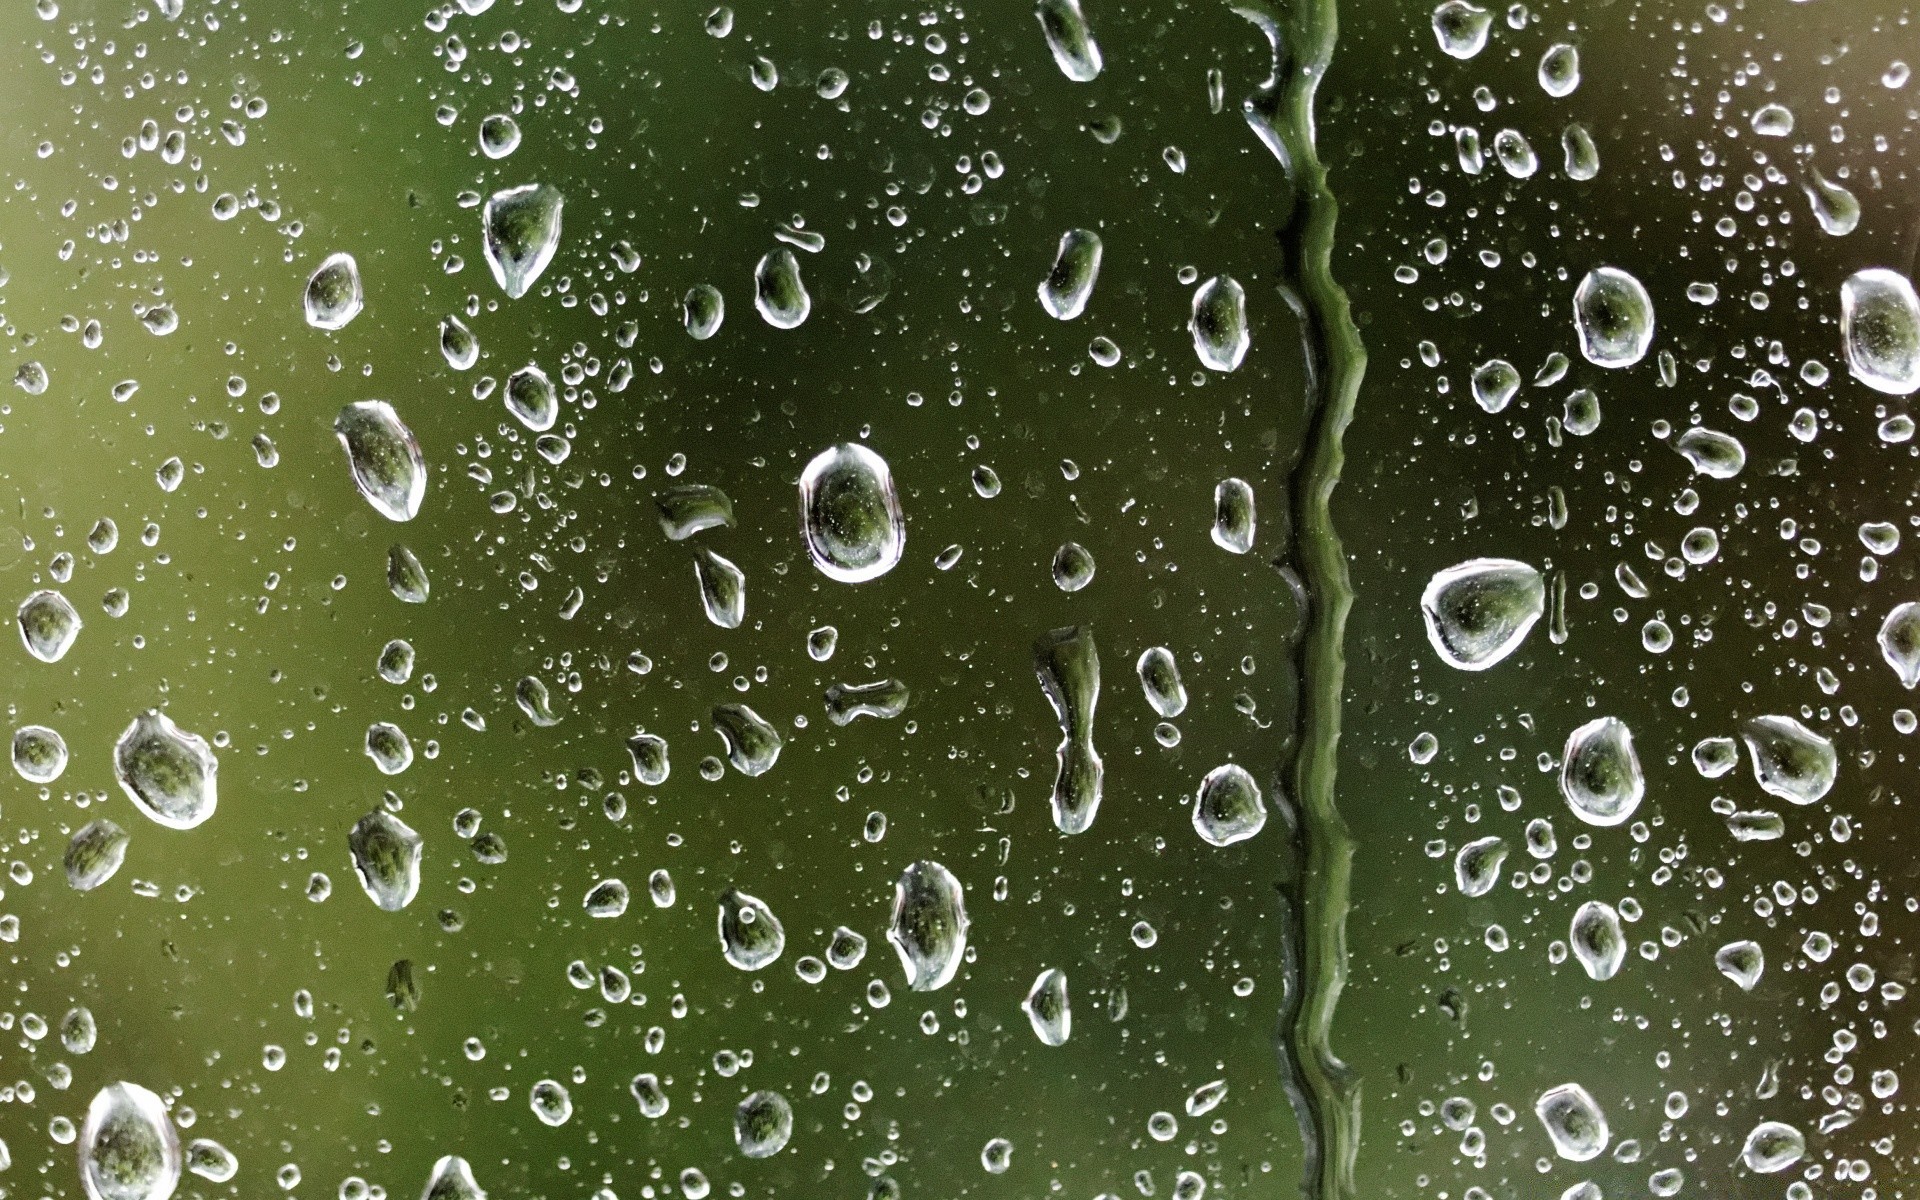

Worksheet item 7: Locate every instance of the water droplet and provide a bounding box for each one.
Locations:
[799,444,905,583]
[1136,647,1187,718]
[626,732,670,785]
[683,285,725,339]
[364,722,413,775]
[1211,478,1255,554]
[183,1140,236,1184]
[629,1074,669,1119]
[18,588,81,662]
[482,183,563,300]
[79,1083,180,1200]
[66,820,129,892]
[1051,542,1096,592]
[421,1156,486,1200]
[1569,900,1626,981]
[1534,1082,1609,1162]
[348,807,423,912]
[1431,0,1492,59]
[1803,168,1860,236]
[478,114,521,159]
[734,1090,793,1158]
[1034,626,1103,835]
[1420,558,1545,670]
[1879,602,1920,687]
[1673,427,1746,479]
[13,724,67,783]
[439,315,478,369]
[387,544,430,603]
[1453,835,1507,898]
[1715,940,1764,991]
[1740,715,1835,805]
[1750,102,1794,137]
[1841,267,1920,395]
[1035,0,1102,81]
[693,548,746,629]
[1573,267,1654,368]
[1493,128,1537,177]
[114,710,217,830]
[981,1137,1014,1174]
[334,401,425,522]
[503,363,557,433]
[655,484,735,541]
[1190,276,1249,372]
[887,859,969,991]
[1022,967,1071,1046]
[1561,122,1600,180]
[1186,1080,1228,1117]
[304,252,364,330]
[712,704,781,776]
[1739,1122,1805,1173]
[1559,717,1643,827]
[515,676,561,727]
[1192,763,1267,847]
[1537,42,1579,96]
[1037,228,1102,320]
[825,679,910,725]
[1471,359,1520,413]
[717,887,785,970]
[753,248,810,329]
[528,1080,572,1127]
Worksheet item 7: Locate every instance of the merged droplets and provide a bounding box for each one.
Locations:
[1034,625,1103,834]
[348,807,423,912]
[799,444,905,583]
[19,588,82,662]
[717,887,785,971]
[303,252,364,331]
[753,248,811,329]
[1572,266,1654,368]
[334,401,426,522]
[1431,0,1492,59]
[1558,717,1642,827]
[1739,715,1835,805]
[1803,168,1860,236]
[1877,602,1920,687]
[887,859,969,991]
[1190,276,1249,372]
[79,1082,181,1200]
[113,710,218,830]
[1568,900,1626,981]
[1022,967,1071,1046]
[1211,478,1255,554]
[1034,0,1102,81]
[1037,228,1103,320]
[1420,558,1545,671]
[1191,763,1267,847]
[1840,267,1920,395]
[481,182,564,300]
[734,1090,793,1159]
[1534,1082,1609,1163]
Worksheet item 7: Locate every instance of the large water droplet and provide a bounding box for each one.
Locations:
[1878,602,1920,687]
[824,679,911,725]
[1739,715,1835,805]
[712,704,781,777]
[655,484,735,541]
[1190,276,1249,372]
[1840,267,1920,395]
[1470,359,1520,413]
[114,710,218,830]
[1453,835,1507,898]
[334,401,425,522]
[717,887,785,970]
[79,1082,181,1200]
[693,547,746,629]
[1674,427,1746,479]
[1431,0,1491,58]
[1192,763,1267,847]
[1750,102,1794,137]
[348,807,423,912]
[1573,266,1654,368]
[1534,1083,1609,1162]
[683,285,725,339]
[1022,967,1071,1046]
[421,1156,486,1200]
[584,878,629,918]
[1715,939,1764,991]
[799,444,905,583]
[1739,1121,1805,1173]
[387,544,430,604]
[304,252,364,331]
[1561,123,1599,181]
[1135,647,1187,718]
[1537,42,1580,96]
[66,819,130,892]
[529,1080,572,1127]
[1211,478,1255,553]
[1569,900,1625,981]
[734,1090,793,1158]
[1034,625,1103,835]
[1559,717,1642,827]
[887,859,969,991]
[439,315,478,369]
[1420,558,1544,671]
[482,183,563,300]
[183,1140,236,1184]
[753,248,810,329]
[13,724,68,783]
[1803,168,1860,236]
[1037,228,1102,319]
[504,363,557,432]
[18,588,81,662]
[626,731,670,786]
[1035,0,1102,81]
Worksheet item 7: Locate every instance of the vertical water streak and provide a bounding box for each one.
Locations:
[1232,1,1365,1197]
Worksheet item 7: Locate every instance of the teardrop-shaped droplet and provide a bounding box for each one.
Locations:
[1878,602,1920,687]
[480,181,562,300]
[1471,359,1520,413]
[348,807,423,912]
[439,315,478,369]
[799,444,905,583]
[515,675,561,727]
[1561,123,1599,181]
[334,400,425,522]
[1803,168,1860,236]
[712,703,782,777]
[1715,939,1764,991]
[1739,1122,1805,1174]
[683,285,725,339]
[1534,1083,1609,1162]
[1674,427,1746,479]
[655,484,735,541]
[824,679,911,725]
[1189,276,1249,373]
[1840,267,1920,396]
[1211,478,1255,554]
[304,252,364,331]
[1431,0,1491,58]
[1537,42,1580,96]
[1420,558,1545,671]
[693,547,746,629]
[717,887,785,970]
[1037,228,1102,320]
[1035,0,1102,81]
[387,544,430,603]
[19,588,81,662]
[504,363,557,433]
[1192,763,1267,847]
[1739,715,1835,805]
[1135,647,1187,718]
[626,731,670,786]
[1569,899,1626,981]
[887,859,969,991]
[1022,967,1071,1046]
[1453,835,1507,898]
[734,1090,793,1159]
[13,724,68,783]
[753,248,811,329]
[114,710,218,830]
[66,819,130,892]
[421,1156,486,1200]
[1692,737,1738,778]
[1559,717,1643,827]
[1034,626,1103,835]
[1573,266,1654,368]
[79,1082,181,1200]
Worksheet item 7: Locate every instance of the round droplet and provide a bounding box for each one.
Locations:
[1739,1121,1804,1173]
[1840,268,1920,396]
[1534,1083,1608,1162]
[504,363,557,433]
[478,114,521,159]
[304,252,364,331]
[887,859,969,991]
[114,710,218,830]
[1537,42,1580,96]
[1035,0,1102,81]
[1559,717,1642,827]
[79,1082,181,1200]
[1431,0,1492,59]
[1750,102,1794,137]
[348,808,423,912]
[1878,602,1920,687]
[980,1138,1014,1174]
[1420,558,1544,671]
[1453,835,1507,898]
[753,248,810,329]
[1190,276,1249,372]
[334,400,425,522]
[1715,940,1764,991]
[1740,715,1835,805]
[734,1090,793,1159]
[19,588,81,662]
[717,887,785,970]
[1022,967,1071,1046]
[482,182,564,300]
[1470,359,1520,413]
[1211,478,1255,554]
[584,878,629,918]
[1052,542,1096,592]
[1192,763,1267,847]
[13,724,68,783]
[1569,900,1625,981]
[1037,228,1102,320]
[799,444,905,583]
[1573,266,1654,368]
[529,1080,572,1127]
[1493,128,1537,177]
[184,1140,236,1184]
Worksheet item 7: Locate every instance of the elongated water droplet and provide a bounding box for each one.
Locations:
[1740,1122,1805,1173]
[1841,267,1920,395]
[1453,835,1507,898]
[482,183,563,300]
[334,400,425,522]
[1186,1080,1228,1117]
[1034,625,1103,835]
[1192,763,1266,847]
[19,588,81,662]
[114,710,218,829]
[753,248,810,329]
[183,1140,236,1184]
[626,732,670,786]
[1135,647,1186,718]
[439,315,478,369]
[1420,558,1544,671]
[1716,939,1764,990]
[799,444,905,583]
[1035,0,1102,81]
[717,887,785,970]
[1573,266,1654,368]
[888,859,968,991]
[1022,967,1071,1046]
[79,1083,181,1200]
[66,819,129,892]
[1211,478,1255,553]
[1740,715,1835,805]
[387,544,429,603]
[1535,1083,1608,1162]
[1674,427,1746,479]
[683,285,725,339]
[1803,168,1860,235]
[1189,276,1249,372]
[1493,128,1537,177]
[825,679,910,725]
[693,547,746,629]
[1471,359,1520,413]
[421,1156,486,1200]
[1431,0,1491,58]
[304,252,364,330]
[1569,900,1625,981]
[1878,602,1920,687]
[734,1090,793,1158]
[1561,123,1599,180]
[655,484,735,541]
[1037,228,1102,319]
[1537,42,1580,95]
[348,807,423,912]
[712,703,781,776]
[1559,717,1642,827]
